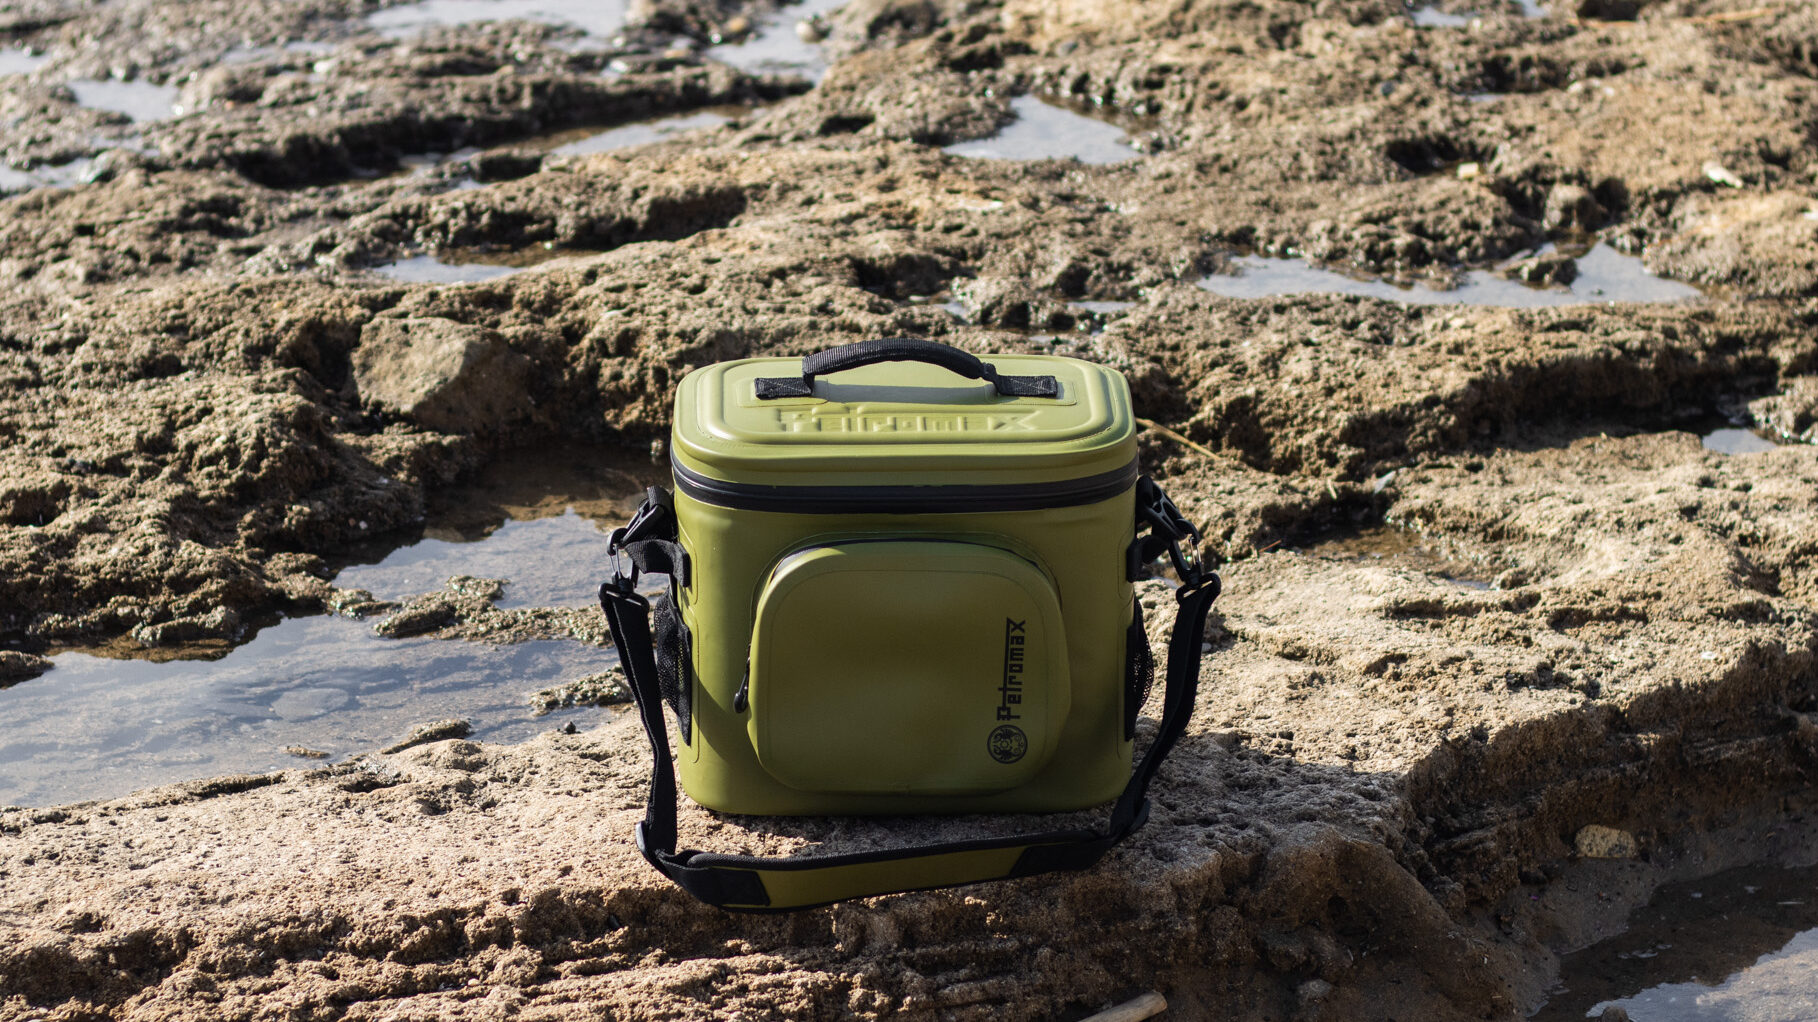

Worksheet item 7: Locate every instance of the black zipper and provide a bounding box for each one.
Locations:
[670,456,1139,514]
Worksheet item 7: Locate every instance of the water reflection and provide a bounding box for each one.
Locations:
[1199,244,1702,307]
[545,108,732,156]
[0,445,662,808]
[945,95,1143,165]
[341,509,622,609]
[0,48,49,75]
[707,0,846,80]
[68,78,182,122]
[367,0,630,41]
[0,622,614,806]
[1702,428,1779,455]
[1412,6,1474,26]
[1532,860,1818,1021]
[370,253,531,283]
[0,158,97,195]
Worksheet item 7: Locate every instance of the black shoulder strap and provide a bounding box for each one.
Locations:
[599,480,1218,912]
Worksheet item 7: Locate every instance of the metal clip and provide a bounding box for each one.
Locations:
[1135,476,1205,590]
[605,527,639,591]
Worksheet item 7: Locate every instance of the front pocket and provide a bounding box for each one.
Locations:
[747,540,1071,797]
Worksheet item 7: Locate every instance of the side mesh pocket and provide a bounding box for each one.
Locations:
[1123,599,1155,740]
[650,588,694,745]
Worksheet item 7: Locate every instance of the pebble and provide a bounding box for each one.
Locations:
[796,16,829,44]
[382,718,474,754]
[1574,824,1639,859]
[1703,161,1745,188]
[0,649,52,686]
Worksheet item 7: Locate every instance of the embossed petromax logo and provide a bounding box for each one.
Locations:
[989,618,1029,764]
[775,409,1038,433]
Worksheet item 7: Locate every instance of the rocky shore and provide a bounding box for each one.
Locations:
[3,0,1818,1018]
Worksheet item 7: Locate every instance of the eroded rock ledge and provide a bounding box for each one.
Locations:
[4,0,1818,1016]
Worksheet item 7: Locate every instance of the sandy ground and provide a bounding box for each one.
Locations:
[4,0,1818,1018]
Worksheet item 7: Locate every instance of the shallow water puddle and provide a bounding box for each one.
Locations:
[0,623,612,807]
[544,108,733,156]
[1412,6,1475,27]
[0,157,96,195]
[944,95,1143,165]
[1200,243,1702,306]
[392,106,735,183]
[1306,525,1497,590]
[371,254,524,283]
[0,446,661,808]
[707,0,846,80]
[1531,860,1818,1021]
[335,441,659,607]
[1075,300,1135,315]
[341,509,622,610]
[1703,427,1780,455]
[368,244,605,282]
[0,47,49,75]
[400,145,484,175]
[68,78,182,122]
[367,0,630,42]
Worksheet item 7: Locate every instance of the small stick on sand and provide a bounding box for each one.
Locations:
[1079,991,1168,1022]
[1135,417,1220,461]
[1682,5,1779,23]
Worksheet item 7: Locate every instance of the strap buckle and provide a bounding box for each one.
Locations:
[1134,476,1206,592]
[607,488,676,590]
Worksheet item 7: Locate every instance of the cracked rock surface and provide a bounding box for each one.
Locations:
[4,0,1818,1018]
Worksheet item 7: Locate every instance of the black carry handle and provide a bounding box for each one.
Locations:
[755,337,1059,399]
[600,478,1218,912]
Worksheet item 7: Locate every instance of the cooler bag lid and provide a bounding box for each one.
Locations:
[671,339,1137,492]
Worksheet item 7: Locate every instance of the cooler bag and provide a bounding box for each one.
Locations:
[600,337,1219,911]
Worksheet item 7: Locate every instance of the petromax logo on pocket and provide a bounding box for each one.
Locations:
[988,724,1027,764]
[990,619,1030,764]
[998,618,1026,721]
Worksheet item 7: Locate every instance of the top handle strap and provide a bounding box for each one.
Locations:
[755,338,1059,399]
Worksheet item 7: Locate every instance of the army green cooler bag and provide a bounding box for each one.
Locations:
[600,338,1219,911]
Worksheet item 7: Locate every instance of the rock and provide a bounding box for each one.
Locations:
[380,718,472,754]
[1574,824,1640,859]
[530,666,632,715]
[796,15,830,43]
[328,588,396,619]
[131,607,242,647]
[0,650,51,687]
[714,15,750,42]
[1703,161,1746,189]
[469,150,542,183]
[352,318,532,435]
[1542,185,1605,234]
[1596,1008,1633,1022]
[1646,192,1818,296]
[1750,377,1818,443]
[1505,251,1578,286]
[372,594,458,638]
[0,473,73,526]
[1296,978,1334,1007]
[958,278,1077,331]
[1576,0,1640,20]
